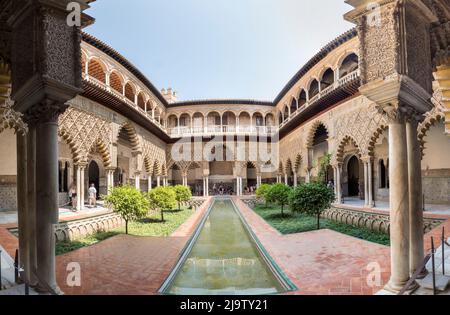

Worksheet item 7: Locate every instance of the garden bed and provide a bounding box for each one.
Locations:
[56,206,194,255]
[252,204,390,246]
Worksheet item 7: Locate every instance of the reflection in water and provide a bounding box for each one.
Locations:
[166,199,285,295]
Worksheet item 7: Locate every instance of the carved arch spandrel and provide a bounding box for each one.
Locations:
[333,103,388,160]
[58,107,113,164]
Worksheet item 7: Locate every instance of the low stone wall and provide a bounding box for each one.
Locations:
[323,207,444,235]
[55,213,125,242]
[242,198,444,235]
[54,198,208,242]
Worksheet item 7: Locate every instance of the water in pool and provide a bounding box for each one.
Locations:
[165,199,286,295]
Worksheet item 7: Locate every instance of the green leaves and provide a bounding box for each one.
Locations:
[172,185,192,210]
[147,186,177,212]
[266,183,292,216]
[103,185,150,234]
[256,184,271,206]
[289,182,335,229]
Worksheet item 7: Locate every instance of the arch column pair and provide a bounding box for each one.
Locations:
[332,163,343,204]
[361,156,374,208]
[105,167,115,195]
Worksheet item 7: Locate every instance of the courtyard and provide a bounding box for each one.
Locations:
[1,0,450,300]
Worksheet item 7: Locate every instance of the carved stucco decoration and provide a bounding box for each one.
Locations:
[59,107,112,166]
[0,96,28,135]
[333,102,388,163]
[418,105,446,155]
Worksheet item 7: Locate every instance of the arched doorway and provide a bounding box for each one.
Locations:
[347,156,359,197]
[88,160,100,198]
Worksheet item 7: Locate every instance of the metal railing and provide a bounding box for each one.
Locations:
[398,227,449,295]
[0,249,58,295]
[284,69,361,125]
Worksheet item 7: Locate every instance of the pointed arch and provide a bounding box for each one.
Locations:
[294,154,303,174]
[306,121,329,148]
[87,138,112,167]
[117,122,142,153]
[367,124,389,157]
[144,156,153,174]
[285,159,293,175]
[336,135,361,163]
[59,128,83,164]
[418,109,446,156]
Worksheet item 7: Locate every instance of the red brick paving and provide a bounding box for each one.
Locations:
[234,198,392,295]
[0,223,18,257]
[1,197,449,295]
[55,198,213,295]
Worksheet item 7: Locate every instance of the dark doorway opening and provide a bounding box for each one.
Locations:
[88,161,100,198]
[347,156,360,197]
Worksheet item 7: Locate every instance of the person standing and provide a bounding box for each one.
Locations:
[69,184,77,211]
[88,183,97,208]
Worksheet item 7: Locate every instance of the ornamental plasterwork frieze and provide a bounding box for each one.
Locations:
[333,101,388,160]
[59,107,112,164]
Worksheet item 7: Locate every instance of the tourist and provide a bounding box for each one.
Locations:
[88,183,97,208]
[69,184,77,211]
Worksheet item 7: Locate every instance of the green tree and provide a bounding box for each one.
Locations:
[103,186,149,235]
[172,185,192,210]
[147,186,177,222]
[266,183,292,217]
[317,153,332,184]
[289,182,335,230]
[256,184,272,207]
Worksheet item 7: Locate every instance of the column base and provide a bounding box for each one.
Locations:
[34,283,64,295]
[384,278,419,295]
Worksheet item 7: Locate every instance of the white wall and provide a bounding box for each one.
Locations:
[422,122,450,170]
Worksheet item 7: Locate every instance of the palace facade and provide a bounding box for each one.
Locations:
[1,0,450,294]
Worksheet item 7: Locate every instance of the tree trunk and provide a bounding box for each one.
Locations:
[317,213,320,230]
[125,220,128,235]
[178,202,181,211]
[161,209,165,222]
[281,205,284,217]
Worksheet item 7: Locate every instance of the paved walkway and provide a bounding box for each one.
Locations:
[55,198,213,295]
[1,197,449,295]
[234,198,391,295]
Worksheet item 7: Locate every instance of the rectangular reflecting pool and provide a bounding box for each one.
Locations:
[160,198,295,295]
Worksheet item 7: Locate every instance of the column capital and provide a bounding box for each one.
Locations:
[360,156,373,163]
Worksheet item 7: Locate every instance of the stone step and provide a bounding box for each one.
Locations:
[0,284,38,296]
[419,274,450,292]
[0,246,16,290]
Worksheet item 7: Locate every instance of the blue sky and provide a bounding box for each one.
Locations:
[85,0,354,101]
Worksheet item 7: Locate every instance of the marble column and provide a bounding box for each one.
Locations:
[206,177,209,196]
[80,166,85,210]
[76,165,81,210]
[157,176,161,187]
[284,174,288,186]
[135,173,140,191]
[35,110,60,293]
[16,129,38,286]
[386,114,411,293]
[293,174,298,187]
[363,160,369,206]
[333,166,338,197]
[148,176,152,192]
[336,164,342,204]
[368,158,374,208]
[407,119,425,277]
